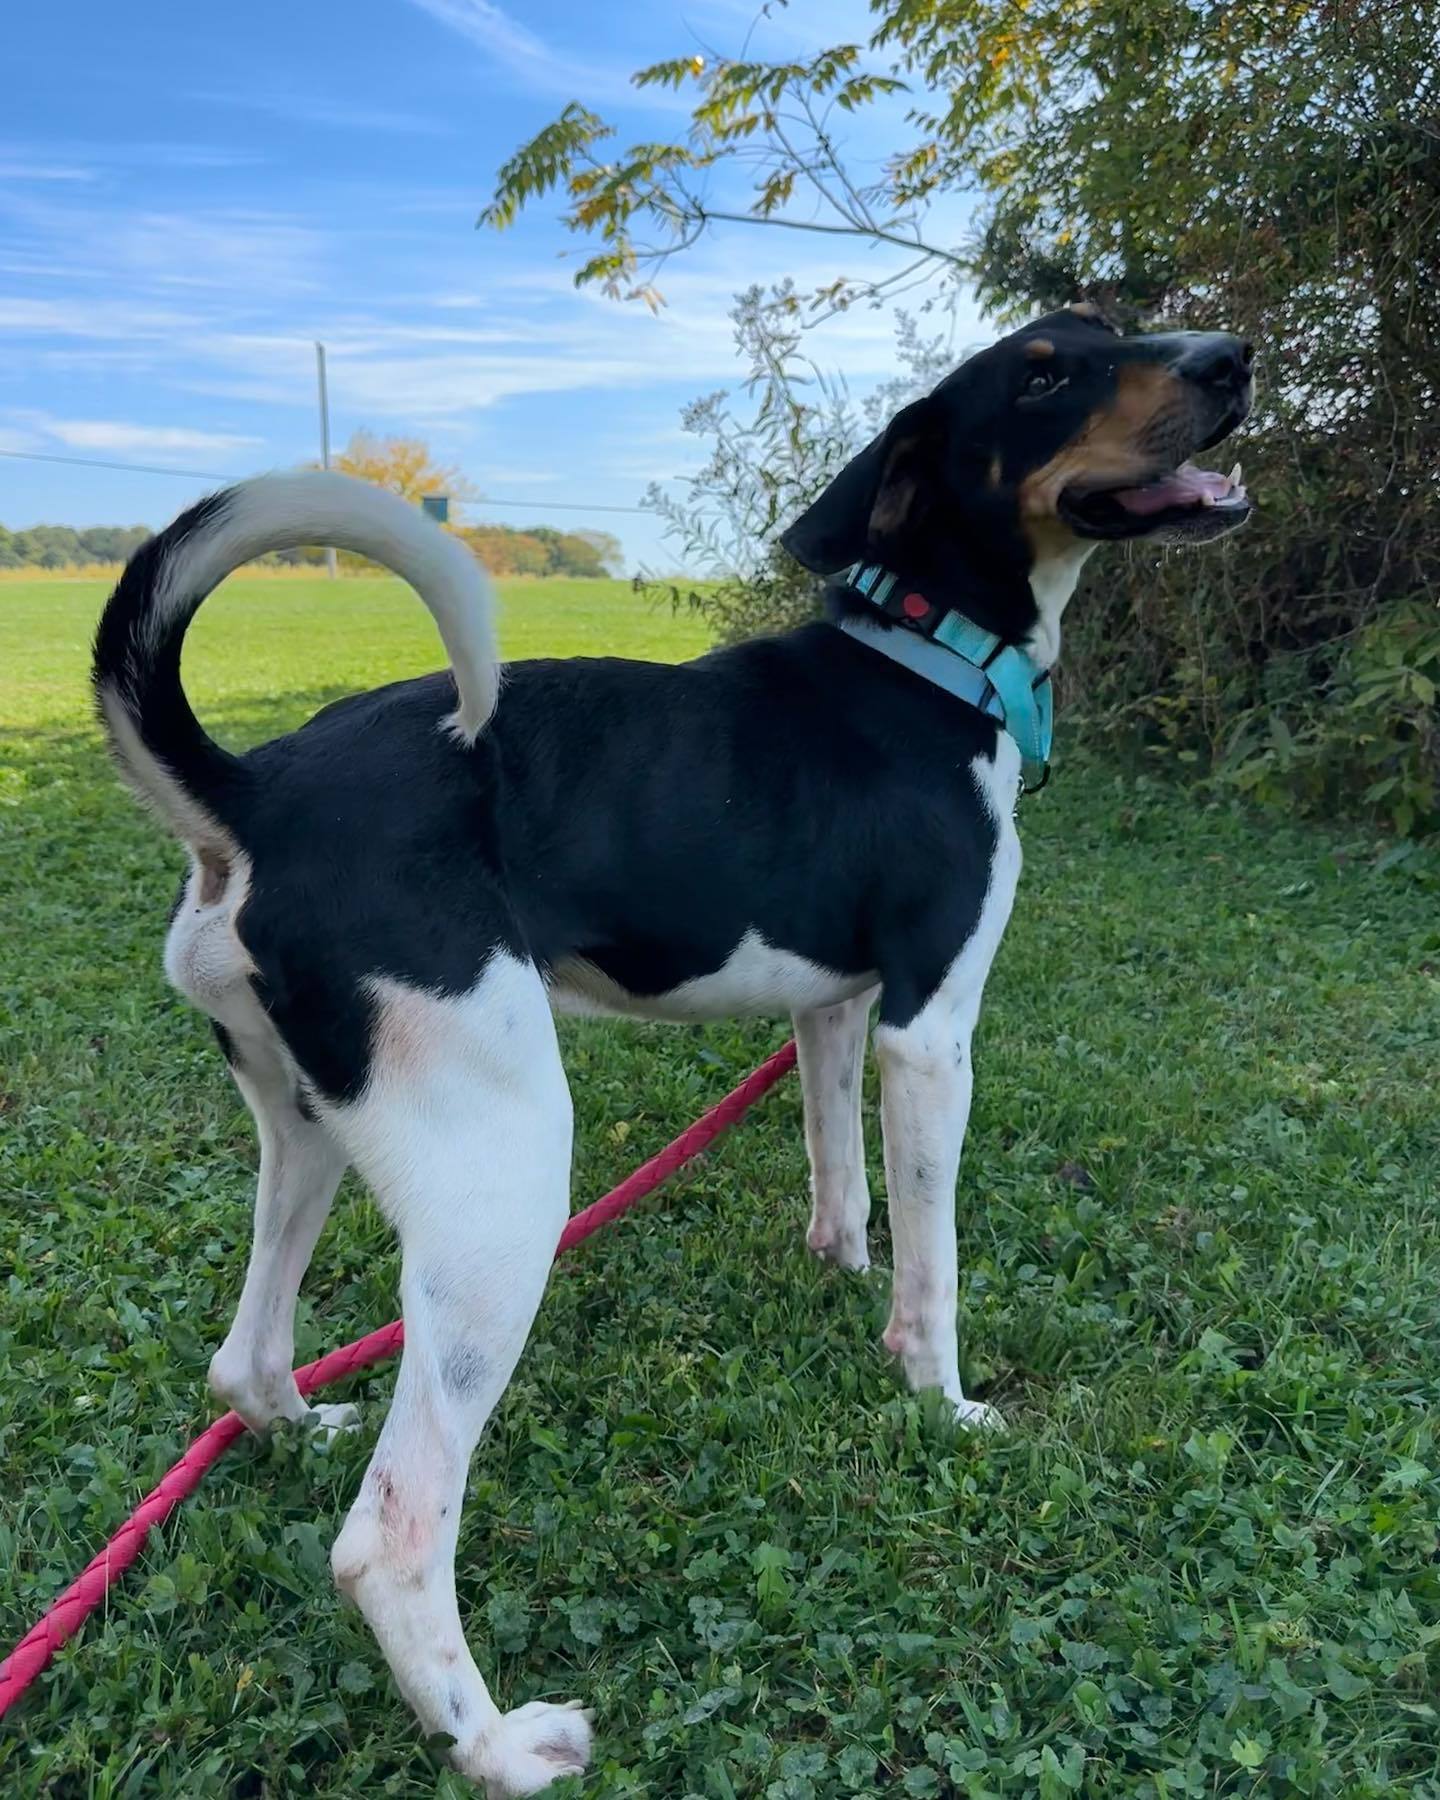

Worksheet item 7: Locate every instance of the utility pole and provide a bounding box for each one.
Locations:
[315,341,337,580]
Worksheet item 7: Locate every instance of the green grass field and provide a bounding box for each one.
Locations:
[3,572,1438,1798]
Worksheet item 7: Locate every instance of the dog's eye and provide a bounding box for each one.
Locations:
[1021,369,1058,399]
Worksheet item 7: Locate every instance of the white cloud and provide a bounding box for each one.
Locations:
[403,0,685,109]
[179,344,708,417]
[0,137,263,172]
[0,192,327,302]
[407,0,549,64]
[42,419,262,455]
[0,297,200,339]
[190,89,456,138]
[0,161,95,183]
[471,466,562,486]
[0,186,985,435]
[104,211,324,296]
[0,407,261,464]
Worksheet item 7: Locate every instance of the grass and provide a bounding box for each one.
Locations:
[2,574,713,733]
[2,572,1439,1798]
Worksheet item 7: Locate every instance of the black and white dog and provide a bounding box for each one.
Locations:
[93,303,1252,1795]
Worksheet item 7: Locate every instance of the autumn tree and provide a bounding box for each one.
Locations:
[333,431,478,506]
[459,523,619,578]
[573,528,624,576]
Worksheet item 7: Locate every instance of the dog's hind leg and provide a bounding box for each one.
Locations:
[206,1026,354,1435]
[327,953,589,1798]
[163,861,353,1436]
[794,989,876,1272]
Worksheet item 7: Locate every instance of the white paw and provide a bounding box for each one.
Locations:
[951,1396,1004,1431]
[806,1221,870,1272]
[469,1698,593,1798]
[305,1400,361,1440]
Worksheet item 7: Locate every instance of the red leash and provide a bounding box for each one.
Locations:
[0,1040,798,1719]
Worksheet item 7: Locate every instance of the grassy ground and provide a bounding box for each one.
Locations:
[2,573,1438,1798]
[2,573,712,733]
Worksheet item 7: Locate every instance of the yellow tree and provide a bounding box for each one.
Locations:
[333,431,478,506]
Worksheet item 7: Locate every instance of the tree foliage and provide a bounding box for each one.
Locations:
[641,287,953,640]
[460,522,621,578]
[328,433,617,577]
[333,430,478,506]
[485,0,1439,837]
[0,523,151,569]
[0,439,623,583]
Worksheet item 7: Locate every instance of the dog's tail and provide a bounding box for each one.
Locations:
[92,471,498,853]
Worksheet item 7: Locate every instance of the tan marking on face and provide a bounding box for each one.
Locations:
[1024,337,1055,359]
[1068,300,1121,335]
[988,453,1003,488]
[1018,362,1181,522]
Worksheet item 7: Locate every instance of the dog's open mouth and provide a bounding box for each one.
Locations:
[1060,460,1252,542]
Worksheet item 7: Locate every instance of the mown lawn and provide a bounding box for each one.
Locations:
[2,572,1438,1798]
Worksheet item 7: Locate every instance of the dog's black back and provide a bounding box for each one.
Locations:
[233,626,1002,1097]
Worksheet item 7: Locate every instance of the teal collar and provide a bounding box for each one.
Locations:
[839,562,1053,792]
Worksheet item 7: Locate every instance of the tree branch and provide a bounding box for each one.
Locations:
[688,204,965,266]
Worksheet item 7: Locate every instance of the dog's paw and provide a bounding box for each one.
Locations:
[305,1401,361,1440]
[951,1396,1004,1432]
[469,1698,592,1797]
[805,1219,870,1273]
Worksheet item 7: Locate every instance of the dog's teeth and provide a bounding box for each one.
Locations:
[1228,462,1242,487]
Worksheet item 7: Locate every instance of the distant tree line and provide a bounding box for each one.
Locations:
[328,431,624,576]
[4,430,625,578]
[270,523,622,578]
[0,515,622,578]
[457,524,621,578]
[0,523,151,569]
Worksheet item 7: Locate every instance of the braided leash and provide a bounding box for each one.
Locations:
[0,1040,798,1719]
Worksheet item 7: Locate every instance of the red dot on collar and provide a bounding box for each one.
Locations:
[901,592,929,619]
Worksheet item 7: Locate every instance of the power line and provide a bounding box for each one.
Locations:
[452,495,647,518]
[0,445,650,515]
[0,446,234,481]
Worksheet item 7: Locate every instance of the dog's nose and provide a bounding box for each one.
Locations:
[1175,333,1255,391]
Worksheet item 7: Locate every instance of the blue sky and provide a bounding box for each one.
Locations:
[2,0,983,569]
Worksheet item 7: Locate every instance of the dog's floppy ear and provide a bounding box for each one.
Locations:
[780,396,947,574]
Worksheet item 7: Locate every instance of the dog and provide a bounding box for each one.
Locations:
[92,302,1253,1795]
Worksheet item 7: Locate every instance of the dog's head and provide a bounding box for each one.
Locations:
[783,304,1255,648]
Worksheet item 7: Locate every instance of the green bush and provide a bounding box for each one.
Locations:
[487,0,1439,841]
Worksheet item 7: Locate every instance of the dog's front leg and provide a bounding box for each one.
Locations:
[874,986,1000,1430]
[871,1008,993,1425]
[871,761,1020,1428]
[793,988,877,1271]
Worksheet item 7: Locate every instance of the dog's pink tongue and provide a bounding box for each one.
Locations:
[1114,462,1234,517]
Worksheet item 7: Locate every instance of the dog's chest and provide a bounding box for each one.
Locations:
[548,930,875,1022]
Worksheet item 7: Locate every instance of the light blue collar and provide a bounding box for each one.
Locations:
[839,562,1053,792]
